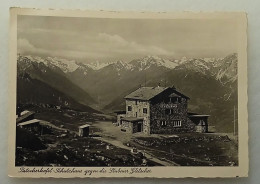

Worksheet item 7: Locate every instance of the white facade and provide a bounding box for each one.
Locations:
[125,99,150,134]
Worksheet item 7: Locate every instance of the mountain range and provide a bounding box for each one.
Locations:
[17,53,238,132]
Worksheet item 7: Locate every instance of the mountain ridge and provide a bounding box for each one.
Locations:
[17,72,98,113]
[19,53,237,83]
[18,55,96,107]
[17,53,238,132]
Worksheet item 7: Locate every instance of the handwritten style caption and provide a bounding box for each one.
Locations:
[19,167,152,176]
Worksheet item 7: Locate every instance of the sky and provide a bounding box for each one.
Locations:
[17,15,238,63]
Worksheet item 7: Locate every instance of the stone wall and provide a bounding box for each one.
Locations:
[125,99,150,134]
[150,93,195,134]
[121,120,133,133]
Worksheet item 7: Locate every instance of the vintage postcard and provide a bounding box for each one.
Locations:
[8,8,248,178]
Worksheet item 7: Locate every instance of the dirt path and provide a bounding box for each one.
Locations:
[131,141,215,166]
[92,121,179,166]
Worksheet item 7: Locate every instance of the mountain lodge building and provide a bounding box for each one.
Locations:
[115,86,209,135]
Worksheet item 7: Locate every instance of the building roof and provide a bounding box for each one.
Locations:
[170,90,189,99]
[188,112,210,117]
[16,111,35,123]
[124,86,189,100]
[79,124,90,129]
[189,115,210,117]
[21,110,30,116]
[124,86,168,100]
[114,110,126,114]
[169,93,181,98]
[121,117,143,122]
[17,119,40,126]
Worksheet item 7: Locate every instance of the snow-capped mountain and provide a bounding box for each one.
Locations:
[111,60,134,71]
[19,54,237,83]
[19,55,119,75]
[176,58,211,74]
[86,61,112,70]
[23,55,80,73]
[19,55,99,75]
[17,53,238,132]
[129,55,178,71]
[19,53,237,86]
[174,54,237,84]
[215,53,237,83]
[17,55,96,107]
[45,57,79,73]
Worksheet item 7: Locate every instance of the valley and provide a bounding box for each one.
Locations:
[17,53,238,132]
[16,53,239,166]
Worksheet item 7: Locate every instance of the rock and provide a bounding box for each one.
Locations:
[131,148,138,154]
[142,159,147,165]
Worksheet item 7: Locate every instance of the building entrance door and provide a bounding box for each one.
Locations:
[137,122,142,132]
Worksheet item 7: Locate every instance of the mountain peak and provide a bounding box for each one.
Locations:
[86,61,112,70]
[144,55,162,60]
[130,55,178,70]
[45,57,79,73]
[113,60,133,71]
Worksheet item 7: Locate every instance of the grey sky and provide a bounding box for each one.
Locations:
[17,15,238,63]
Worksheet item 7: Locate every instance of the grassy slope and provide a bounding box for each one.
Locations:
[132,133,238,166]
[17,73,98,113]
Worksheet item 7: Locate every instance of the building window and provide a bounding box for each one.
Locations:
[135,100,138,105]
[161,121,167,127]
[165,109,173,115]
[165,109,170,115]
[173,120,182,127]
[172,97,180,103]
[143,108,147,114]
[128,106,132,111]
[200,120,205,125]
[164,97,170,103]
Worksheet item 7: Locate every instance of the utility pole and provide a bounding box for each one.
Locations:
[233,106,236,136]
[144,71,146,87]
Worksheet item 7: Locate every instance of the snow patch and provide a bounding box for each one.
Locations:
[131,55,178,71]
[46,57,79,73]
[86,61,112,70]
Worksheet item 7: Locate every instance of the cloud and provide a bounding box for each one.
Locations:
[17,31,174,62]
[17,17,238,61]
[17,38,36,53]
[98,33,128,46]
[97,33,173,56]
[17,37,106,60]
[18,26,175,62]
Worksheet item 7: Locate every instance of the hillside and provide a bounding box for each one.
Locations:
[18,55,96,107]
[104,54,238,132]
[17,72,98,112]
[17,53,238,132]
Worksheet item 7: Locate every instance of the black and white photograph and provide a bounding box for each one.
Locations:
[8,9,248,178]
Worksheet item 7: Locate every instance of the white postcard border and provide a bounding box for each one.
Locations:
[8,8,248,178]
